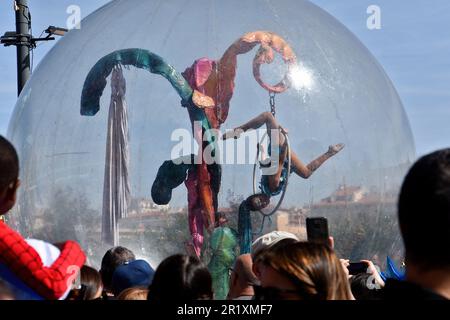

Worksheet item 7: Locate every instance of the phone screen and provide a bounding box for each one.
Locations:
[306,217,329,245]
[347,262,369,275]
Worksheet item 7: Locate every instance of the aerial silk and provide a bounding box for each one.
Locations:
[81,32,297,256]
[101,67,131,245]
[207,227,238,300]
[237,199,253,254]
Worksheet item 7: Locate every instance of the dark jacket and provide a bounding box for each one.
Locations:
[383,279,447,300]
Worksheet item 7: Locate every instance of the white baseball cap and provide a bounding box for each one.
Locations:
[251,231,299,259]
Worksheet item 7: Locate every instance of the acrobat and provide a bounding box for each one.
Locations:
[223,111,344,199]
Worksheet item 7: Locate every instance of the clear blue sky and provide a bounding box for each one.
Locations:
[0,0,449,157]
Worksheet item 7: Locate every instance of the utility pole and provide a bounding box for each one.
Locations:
[1,1,68,96]
[15,0,31,96]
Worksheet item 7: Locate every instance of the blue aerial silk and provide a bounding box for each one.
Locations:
[238,200,252,254]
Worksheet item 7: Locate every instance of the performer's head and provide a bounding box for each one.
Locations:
[0,136,20,216]
[247,193,270,211]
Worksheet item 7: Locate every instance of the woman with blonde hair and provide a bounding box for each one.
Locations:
[117,287,149,300]
[254,241,353,300]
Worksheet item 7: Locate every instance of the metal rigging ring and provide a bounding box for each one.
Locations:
[252,130,291,217]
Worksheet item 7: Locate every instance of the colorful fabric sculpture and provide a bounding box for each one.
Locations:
[81,31,297,257]
[207,227,238,300]
[0,221,86,300]
[81,49,215,247]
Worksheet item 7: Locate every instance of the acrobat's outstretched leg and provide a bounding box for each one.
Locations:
[290,143,344,179]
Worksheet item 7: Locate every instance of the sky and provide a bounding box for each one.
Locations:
[0,0,449,157]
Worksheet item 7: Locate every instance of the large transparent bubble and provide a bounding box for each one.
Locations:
[7,0,415,268]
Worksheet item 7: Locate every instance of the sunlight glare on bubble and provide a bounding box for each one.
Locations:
[289,64,315,91]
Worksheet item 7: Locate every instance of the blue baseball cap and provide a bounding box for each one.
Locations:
[111,259,155,296]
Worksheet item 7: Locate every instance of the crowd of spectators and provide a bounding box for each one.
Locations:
[0,135,449,300]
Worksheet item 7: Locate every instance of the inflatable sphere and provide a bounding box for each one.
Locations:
[7,0,415,268]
